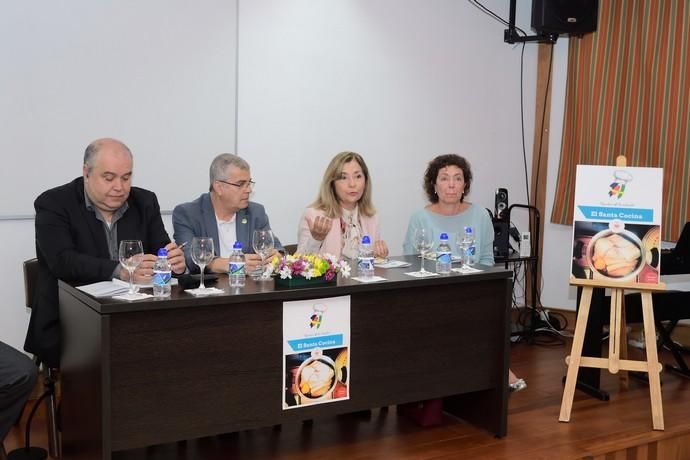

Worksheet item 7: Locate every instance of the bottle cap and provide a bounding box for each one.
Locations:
[233,241,242,249]
[440,233,448,240]
[361,235,371,244]
[157,248,168,257]
[464,226,473,234]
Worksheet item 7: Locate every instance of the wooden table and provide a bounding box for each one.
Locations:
[59,257,513,459]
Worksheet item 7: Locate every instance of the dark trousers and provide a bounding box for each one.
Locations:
[0,341,37,442]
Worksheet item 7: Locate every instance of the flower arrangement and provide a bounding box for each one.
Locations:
[270,253,351,281]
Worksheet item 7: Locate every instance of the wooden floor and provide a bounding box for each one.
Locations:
[5,337,690,459]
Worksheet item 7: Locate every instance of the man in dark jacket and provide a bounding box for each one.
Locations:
[25,138,186,368]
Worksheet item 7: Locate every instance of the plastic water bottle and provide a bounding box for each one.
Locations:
[436,233,452,274]
[462,226,477,266]
[152,248,172,297]
[229,241,246,288]
[358,235,375,279]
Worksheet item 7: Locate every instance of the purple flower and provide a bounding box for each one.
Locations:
[291,258,306,275]
[324,269,335,281]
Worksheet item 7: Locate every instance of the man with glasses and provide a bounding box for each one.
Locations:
[173,153,283,274]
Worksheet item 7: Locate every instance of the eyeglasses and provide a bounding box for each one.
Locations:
[216,179,256,189]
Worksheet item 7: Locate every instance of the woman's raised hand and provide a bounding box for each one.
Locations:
[306,215,332,241]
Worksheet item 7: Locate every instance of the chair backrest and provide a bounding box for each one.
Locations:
[283,244,298,255]
[23,258,39,309]
[674,222,690,257]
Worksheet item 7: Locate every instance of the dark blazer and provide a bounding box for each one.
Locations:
[25,177,171,368]
[172,193,283,273]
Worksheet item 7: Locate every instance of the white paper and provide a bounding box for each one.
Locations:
[404,271,440,278]
[451,266,483,274]
[112,277,178,290]
[374,260,411,269]
[351,275,387,283]
[77,281,129,297]
[184,287,224,296]
[112,292,153,301]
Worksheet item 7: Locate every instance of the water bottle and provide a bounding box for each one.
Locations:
[229,241,246,288]
[152,248,172,297]
[357,235,375,279]
[462,226,477,266]
[436,233,452,274]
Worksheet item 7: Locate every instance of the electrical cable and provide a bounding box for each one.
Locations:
[467,0,527,36]
[470,0,567,344]
[467,2,530,204]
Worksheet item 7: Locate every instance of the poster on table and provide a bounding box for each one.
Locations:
[283,295,350,409]
[571,164,663,284]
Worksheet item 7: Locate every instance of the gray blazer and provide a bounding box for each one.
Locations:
[172,193,283,273]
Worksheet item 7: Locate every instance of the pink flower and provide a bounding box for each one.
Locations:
[291,259,306,275]
[324,269,335,281]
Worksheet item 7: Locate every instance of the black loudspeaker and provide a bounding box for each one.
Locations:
[493,220,510,258]
[495,188,509,221]
[531,0,599,36]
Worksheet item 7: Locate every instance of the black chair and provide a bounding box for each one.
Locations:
[283,244,298,255]
[8,259,60,459]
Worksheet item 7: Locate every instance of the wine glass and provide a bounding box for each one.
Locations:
[191,237,215,290]
[413,228,433,273]
[118,240,144,295]
[252,230,275,280]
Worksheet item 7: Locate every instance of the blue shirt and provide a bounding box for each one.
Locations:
[403,204,495,265]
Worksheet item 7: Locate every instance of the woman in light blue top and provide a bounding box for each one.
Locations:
[403,154,525,392]
[402,154,494,265]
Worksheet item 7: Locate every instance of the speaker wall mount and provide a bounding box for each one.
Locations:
[504,0,599,45]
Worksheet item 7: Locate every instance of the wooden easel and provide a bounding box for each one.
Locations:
[559,156,667,431]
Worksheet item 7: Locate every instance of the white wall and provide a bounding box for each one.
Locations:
[239,0,537,252]
[0,1,237,216]
[0,0,238,349]
[0,0,540,350]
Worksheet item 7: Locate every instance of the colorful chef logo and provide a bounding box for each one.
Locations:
[309,314,322,329]
[608,170,633,199]
[309,303,327,329]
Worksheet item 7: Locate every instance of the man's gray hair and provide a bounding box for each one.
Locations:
[83,139,132,175]
[209,153,250,190]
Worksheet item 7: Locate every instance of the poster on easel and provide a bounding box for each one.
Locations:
[571,165,663,284]
[282,295,350,409]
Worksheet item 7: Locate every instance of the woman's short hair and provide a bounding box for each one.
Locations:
[423,154,473,203]
[311,151,376,218]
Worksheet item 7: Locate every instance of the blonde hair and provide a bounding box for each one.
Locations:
[310,151,376,218]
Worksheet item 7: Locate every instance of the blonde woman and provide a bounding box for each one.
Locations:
[297,151,388,259]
